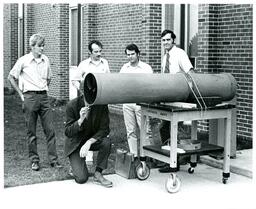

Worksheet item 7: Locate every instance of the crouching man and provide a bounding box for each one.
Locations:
[64,82,112,187]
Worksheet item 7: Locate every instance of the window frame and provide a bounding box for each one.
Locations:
[69,4,82,67]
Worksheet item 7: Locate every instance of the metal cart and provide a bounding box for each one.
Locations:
[136,103,236,193]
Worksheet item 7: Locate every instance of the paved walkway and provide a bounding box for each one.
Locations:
[201,149,253,178]
[2,161,255,209]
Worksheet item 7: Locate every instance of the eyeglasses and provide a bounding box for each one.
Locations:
[162,38,171,42]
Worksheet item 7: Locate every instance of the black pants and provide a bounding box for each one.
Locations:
[160,120,185,144]
[68,137,111,184]
[23,92,58,163]
[159,120,171,145]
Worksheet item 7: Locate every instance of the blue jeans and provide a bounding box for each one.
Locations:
[23,92,58,163]
[68,137,111,184]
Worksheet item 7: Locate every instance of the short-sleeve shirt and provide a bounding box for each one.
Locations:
[9,52,51,92]
[120,60,153,74]
[73,57,110,82]
[162,45,193,74]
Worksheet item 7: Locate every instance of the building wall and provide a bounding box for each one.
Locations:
[3,4,18,88]
[23,3,70,100]
[198,4,253,141]
[81,4,97,60]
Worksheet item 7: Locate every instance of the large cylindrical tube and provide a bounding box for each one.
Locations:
[82,72,237,105]
[187,73,237,101]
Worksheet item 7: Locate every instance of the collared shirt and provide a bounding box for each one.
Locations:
[9,52,51,92]
[120,60,153,74]
[161,45,193,74]
[73,57,110,82]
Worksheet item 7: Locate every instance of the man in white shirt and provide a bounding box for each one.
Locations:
[8,34,62,171]
[72,40,110,91]
[161,30,193,74]
[120,44,153,158]
[159,30,194,173]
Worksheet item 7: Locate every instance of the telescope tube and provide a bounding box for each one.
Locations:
[82,73,237,105]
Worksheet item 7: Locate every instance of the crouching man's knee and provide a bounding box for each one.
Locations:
[74,175,89,184]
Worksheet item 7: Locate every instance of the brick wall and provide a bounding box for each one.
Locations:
[3,4,18,88]
[198,4,253,141]
[81,4,162,73]
[142,4,162,73]
[81,4,97,60]
[24,4,70,100]
[23,4,34,53]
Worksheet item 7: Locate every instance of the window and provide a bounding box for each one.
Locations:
[69,4,82,99]
[70,4,81,66]
[186,4,198,65]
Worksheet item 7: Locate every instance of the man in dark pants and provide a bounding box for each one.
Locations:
[8,33,62,171]
[159,29,194,173]
[64,85,112,187]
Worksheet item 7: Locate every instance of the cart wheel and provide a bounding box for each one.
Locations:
[188,167,194,174]
[222,178,228,184]
[165,173,181,193]
[136,162,150,180]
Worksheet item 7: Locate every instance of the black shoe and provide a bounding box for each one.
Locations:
[50,161,63,168]
[31,162,40,171]
[148,159,166,169]
[158,163,180,173]
[158,165,172,173]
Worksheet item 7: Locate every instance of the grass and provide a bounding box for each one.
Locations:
[4,92,250,188]
[4,93,128,188]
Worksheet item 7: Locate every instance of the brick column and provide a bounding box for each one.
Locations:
[3,4,18,88]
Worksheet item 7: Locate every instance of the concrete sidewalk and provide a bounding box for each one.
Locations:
[2,148,254,209]
[201,149,253,178]
[3,161,255,209]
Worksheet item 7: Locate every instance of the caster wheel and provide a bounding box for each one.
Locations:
[136,162,150,180]
[188,167,194,174]
[222,178,228,184]
[165,173,181,193]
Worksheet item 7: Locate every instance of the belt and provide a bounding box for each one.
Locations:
[25,90,47,94]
